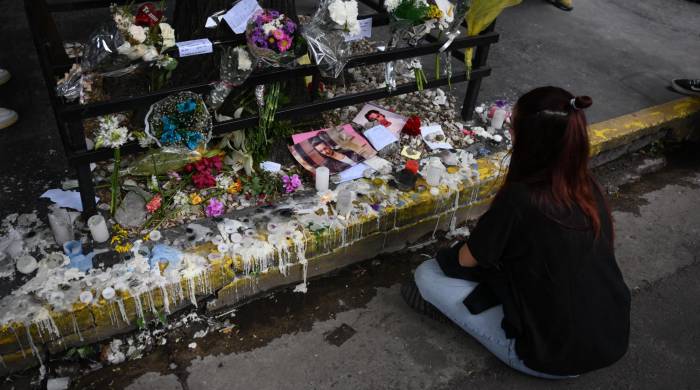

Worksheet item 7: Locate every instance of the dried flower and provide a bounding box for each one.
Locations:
[205,198,225,217]
[402,115,422,137]
[146,194,162,213]
[189,193,203,205]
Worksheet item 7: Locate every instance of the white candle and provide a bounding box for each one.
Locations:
[315,167,330,192]
[48,210,74,245]
[87,215,110,243]
[491,108,507,130]
[102,287,116,300]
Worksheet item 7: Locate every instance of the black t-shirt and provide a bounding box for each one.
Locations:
[465,182,631,376]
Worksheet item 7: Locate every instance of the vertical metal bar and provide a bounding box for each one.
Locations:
[461,21,497,120]
[67,121,97,216]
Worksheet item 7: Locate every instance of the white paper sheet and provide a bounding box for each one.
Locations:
[40,189,99,212]
[223,0,262,34]
[335,163,368,184]
[363,125,398,151]
[421,125,453,150]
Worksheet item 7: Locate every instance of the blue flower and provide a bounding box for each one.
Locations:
[160,128,182,145]
[185,131,203,150]
[161,115,177,132]
[176,99,197,113]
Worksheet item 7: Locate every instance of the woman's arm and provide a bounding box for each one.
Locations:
[459,243,478,268]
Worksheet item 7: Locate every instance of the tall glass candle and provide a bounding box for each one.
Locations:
[491,108,507,130]
[48,210,74,245]
[88,215,110,243]
[315,167,330,192]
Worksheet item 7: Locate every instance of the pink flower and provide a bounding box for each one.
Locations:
[277,38,291,53]
[205,198,225,218]
[273,29,285,40]
[146,194,162,214]
[167,171,181,181]
[282,174,302,193]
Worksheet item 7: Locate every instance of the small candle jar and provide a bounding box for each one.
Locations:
[87,215,110,243]
[491,109,507,130]
[315,167,330,192]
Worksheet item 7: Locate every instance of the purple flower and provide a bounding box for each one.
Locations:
[269,10,280,18]
[282,174,302,193]
[284,20,296,34]
[205,198,225,217]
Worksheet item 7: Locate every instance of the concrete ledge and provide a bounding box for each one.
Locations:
[1,97,699,376]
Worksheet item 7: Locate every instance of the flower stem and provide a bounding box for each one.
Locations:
[110,147,121,216]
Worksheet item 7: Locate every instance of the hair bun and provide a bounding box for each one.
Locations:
[574,95,593,109]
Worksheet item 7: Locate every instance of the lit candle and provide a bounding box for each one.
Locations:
[315,167,330,192]
[491,108,507,130]
[87,215,110,243]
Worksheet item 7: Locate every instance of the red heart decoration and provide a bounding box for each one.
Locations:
[134,3,163,27]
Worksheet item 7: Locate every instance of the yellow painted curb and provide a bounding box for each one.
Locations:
[1,96,699,375]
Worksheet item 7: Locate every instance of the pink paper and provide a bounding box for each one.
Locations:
[292,124,369,147]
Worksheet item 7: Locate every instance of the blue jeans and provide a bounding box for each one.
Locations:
[414,259,574,379]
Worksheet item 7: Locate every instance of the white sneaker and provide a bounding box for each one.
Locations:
[0,108,18,129]
[0,69,10,86]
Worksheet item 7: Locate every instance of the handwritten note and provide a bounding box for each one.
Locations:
[223,0,262,34]
[176,39,213,57]
[344,18,373,42]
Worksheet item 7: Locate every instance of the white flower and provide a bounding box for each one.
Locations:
[128,25,147,43]
[216,175,233,190]
[384,0,400,12]
[142,46,160,62]
[159,23,175,40]
[113,12,132,32]
[173,191,189,207]
[117,41,132,55]
[162,38,176,50]
[126,44,147,60]
[328,0,359,33]
[234,47,252,71]
[159,23,176,49]
[96,126,130,148]
[434,0,455,29]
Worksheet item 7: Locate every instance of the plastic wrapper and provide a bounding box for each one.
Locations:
[245,9,299,68]
[144,91,213,150]
[301,0,356,78]
[124,147,202,176]
[207,46,257,111]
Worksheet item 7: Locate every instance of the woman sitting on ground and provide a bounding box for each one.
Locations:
[403,86,631,378]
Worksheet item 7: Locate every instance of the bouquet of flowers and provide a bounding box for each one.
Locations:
[383,0,470,90]
[94,114,133,214]
[246,9,299,68]
[207,46,257,111]
[302,0,360,78]
[145,92,213,151]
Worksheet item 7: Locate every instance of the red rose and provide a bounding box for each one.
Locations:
[134,3,163,27]
[402,115,421,137]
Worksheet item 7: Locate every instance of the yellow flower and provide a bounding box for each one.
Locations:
[227,179,242,195]
[427,4,443,19]
[190,193,203,205]
[114,242,133,254]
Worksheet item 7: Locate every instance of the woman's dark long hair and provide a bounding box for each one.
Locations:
[501,86,610,237]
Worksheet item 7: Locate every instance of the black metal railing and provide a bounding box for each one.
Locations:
[25,0,499,215]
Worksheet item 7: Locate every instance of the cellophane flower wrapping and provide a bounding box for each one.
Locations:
[207,46,257,111]
[245,9,299,68]
[145,91,213,150]
[301,0,359,78]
